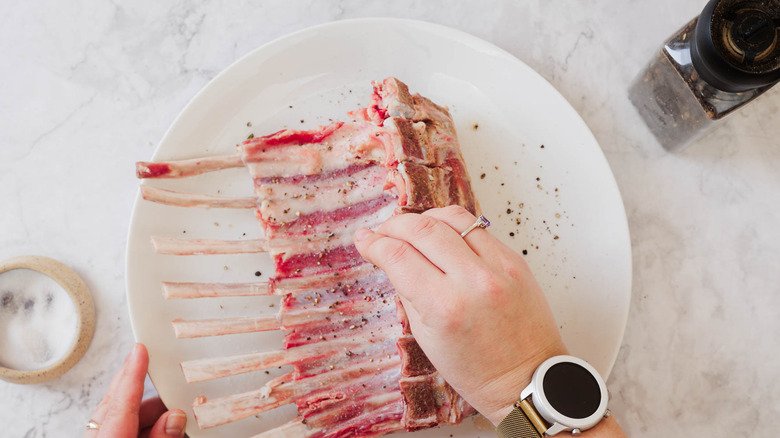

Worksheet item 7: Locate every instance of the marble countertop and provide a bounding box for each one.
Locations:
[2,1,778,436]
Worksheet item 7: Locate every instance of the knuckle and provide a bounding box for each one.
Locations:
[470,265,494,285]
[410,215,439,238]
[504,254,531,281]
[504,263,522,282]
[94,398,110,415]
[422,297,465,332]
[472,267,508,304]
[104,402,135,422]
[379,213,408,231]
[382,239,413,267]
[440,300,466,330]
[441,204,471,219]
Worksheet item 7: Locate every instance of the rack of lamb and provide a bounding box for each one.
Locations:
[136,77,478,437]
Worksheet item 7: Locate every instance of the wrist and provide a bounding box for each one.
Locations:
[576,415,626,437]
[492,410,625,438]
[479,342,568,426]
[479,364,537,425]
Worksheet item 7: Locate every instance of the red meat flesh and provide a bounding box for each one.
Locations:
[138,78,477,436]
[240,78,476,435]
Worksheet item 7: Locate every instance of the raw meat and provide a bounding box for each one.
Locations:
[136,78,477,437]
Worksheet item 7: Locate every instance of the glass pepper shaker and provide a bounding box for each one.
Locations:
[629,0,780,152]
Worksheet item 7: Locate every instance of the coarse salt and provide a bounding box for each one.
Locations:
[0,269,78,371]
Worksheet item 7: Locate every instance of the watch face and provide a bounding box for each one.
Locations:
[542,361,602,419]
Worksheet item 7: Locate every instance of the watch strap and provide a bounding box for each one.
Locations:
[496,400,547,438]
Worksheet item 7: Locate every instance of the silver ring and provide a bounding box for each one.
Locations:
[460,215,491,237]
[86,419,101,430]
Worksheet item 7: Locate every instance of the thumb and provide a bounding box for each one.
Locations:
[145,410,187,438]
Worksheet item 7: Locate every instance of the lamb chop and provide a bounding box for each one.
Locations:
[136,77,478,437]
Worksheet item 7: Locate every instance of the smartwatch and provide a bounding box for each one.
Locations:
[496,355,609,437]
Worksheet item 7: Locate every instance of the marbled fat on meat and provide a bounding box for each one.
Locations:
[136,78,477,437]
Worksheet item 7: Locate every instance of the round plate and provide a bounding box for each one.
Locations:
[126,18,631,438]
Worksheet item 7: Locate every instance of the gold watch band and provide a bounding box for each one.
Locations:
[496,399,549,438]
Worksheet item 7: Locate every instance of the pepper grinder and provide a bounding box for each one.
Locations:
[629,0,780,152]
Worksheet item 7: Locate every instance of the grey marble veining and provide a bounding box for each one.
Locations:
[1,0,778,436]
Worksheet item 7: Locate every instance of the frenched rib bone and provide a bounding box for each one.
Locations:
[141,185,256,209]
[193,357,401,429]
[180,339,362,383]
[150,237,269,255]
[162,281,271,299]
[171,315,281,338]
[136,154,244,178]
[135,77,477,436]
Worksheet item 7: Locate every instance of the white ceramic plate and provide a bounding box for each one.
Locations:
[126,18,631,438]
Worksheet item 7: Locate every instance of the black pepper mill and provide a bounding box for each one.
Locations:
[629,0,780,152]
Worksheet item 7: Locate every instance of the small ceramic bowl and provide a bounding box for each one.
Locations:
[0,255,95,384]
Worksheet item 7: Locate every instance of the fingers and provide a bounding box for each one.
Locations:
[87,344,187,438]
[87,345,142,437]
[354,228,444,309]
[97,343,149,437]
[375,212,481,273]
[142,410,187,438]
[422,206,494,257]
[424,206,521,266]
[139,397,167,430]
[113,344,149,416]
[89,346,136,428]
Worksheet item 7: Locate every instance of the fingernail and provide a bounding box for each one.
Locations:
[354,228,372,242]
[123,346,136,365]
[125,343,140,364]
[165,412,187,437]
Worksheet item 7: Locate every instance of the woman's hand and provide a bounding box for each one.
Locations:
[354,206,568,425]
[86,344,187,438]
